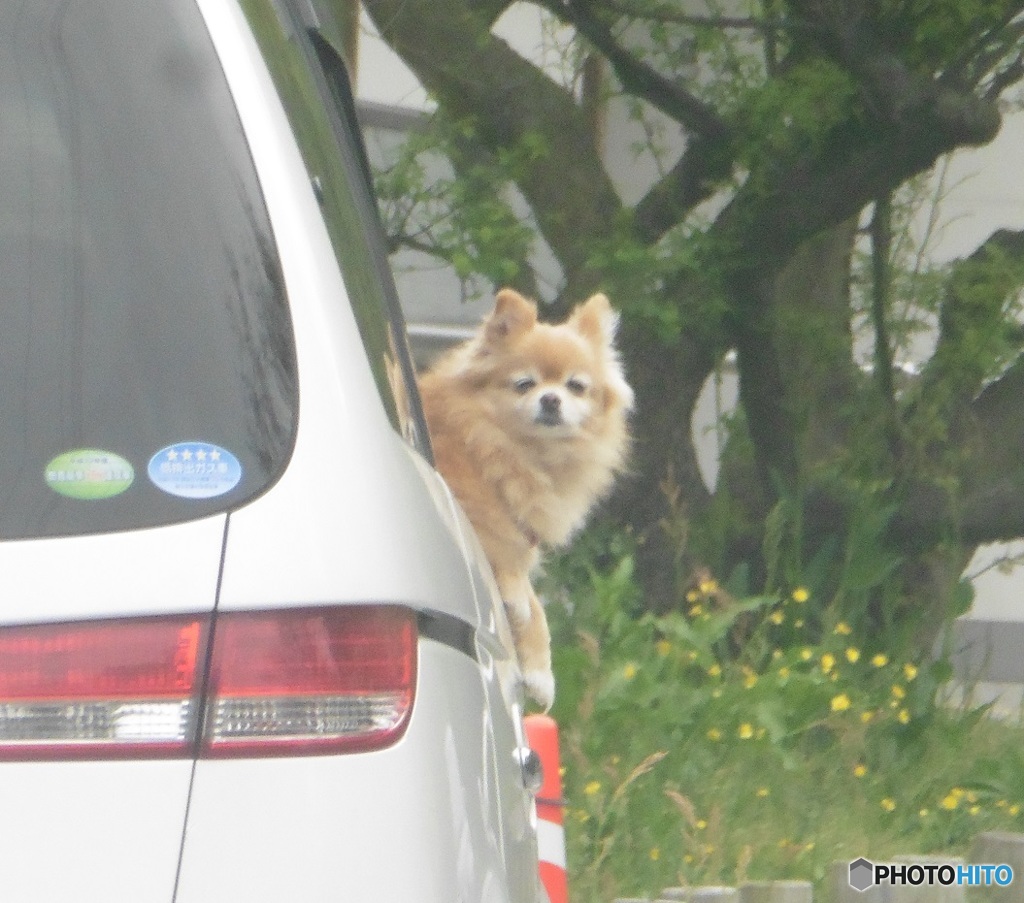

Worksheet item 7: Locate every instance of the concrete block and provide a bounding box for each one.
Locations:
[652,889,739,902]
[738,879,813,902]
[967,832,1024,900]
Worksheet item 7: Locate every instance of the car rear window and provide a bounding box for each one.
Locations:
[0,0,298,538]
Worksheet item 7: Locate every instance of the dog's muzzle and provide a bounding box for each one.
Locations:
[536,393,563,426]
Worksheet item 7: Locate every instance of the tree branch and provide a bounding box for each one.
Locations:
[540,0,732,139]
[363,0,623,294]
[925,228,1024,400]
[600,0,766,30]
[633,133,735,242]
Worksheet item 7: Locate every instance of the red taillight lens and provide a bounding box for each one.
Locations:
[0,616,205,759]
[204,606,417,756]
[0,607,417,760]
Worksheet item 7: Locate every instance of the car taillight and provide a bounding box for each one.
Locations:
[204,606,416,757]
[0,616,206,759]
[0,606,417,760]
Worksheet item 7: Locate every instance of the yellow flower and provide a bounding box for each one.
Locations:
[707,728,722,742]
[897,709,911,724]
[1010,804,1020,816]
[623,663,638,680]
[778,666,791,679]
[584,781,602,797]
[919,808,929,818]
[881,798,897,812]
[772,648,783,660]
[743,672,759,689]
[891,684,906,700]
[834,622,852,635]
[940,793,960,811]
[708,663,722,677]
[800,648,813,661]
[649,847,661,861]
[656,639,672,657]
[769,610,785,625]
[846,647,861,663]
[903,663,919,681]
[756,787,770,798]
[871,653,889,668]
[860,710,875,723]
[970,805,981,816]
[831,693,852,712]
[696,819,708,830]
[686,590,700,603]
[792,587,810,603]
[794,619,805,628]
[739,723,755,740]
[699,578,719,595]
[821,653,836,673]
[689,604,704,617]
[854,764,868,778]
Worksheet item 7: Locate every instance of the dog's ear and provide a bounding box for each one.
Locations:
[484,289,538,344]
[570,293,619,348]
[572,293,635,412]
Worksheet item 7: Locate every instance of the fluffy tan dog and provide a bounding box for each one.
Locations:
[418,288,633,708]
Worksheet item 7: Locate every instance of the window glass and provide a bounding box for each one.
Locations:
[241,0,430,455]
[0,0,298,538]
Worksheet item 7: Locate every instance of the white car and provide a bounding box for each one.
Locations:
[0,1,545,900]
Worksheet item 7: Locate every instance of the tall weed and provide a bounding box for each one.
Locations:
[543,535,1024,902]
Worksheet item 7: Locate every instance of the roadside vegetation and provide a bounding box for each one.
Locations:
[545,530,1024,903]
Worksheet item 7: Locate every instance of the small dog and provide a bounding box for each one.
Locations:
[418,288,633,708]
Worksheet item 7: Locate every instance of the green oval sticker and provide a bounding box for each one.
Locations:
[45,449,135,500]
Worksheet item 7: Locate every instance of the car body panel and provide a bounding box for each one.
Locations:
[0,514,225,627]
[0,760,194,902]
[176,640,539,903]
[0,2,543,901]
[197,0,494,631]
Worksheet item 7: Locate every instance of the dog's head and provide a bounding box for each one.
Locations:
[461,288,633,440]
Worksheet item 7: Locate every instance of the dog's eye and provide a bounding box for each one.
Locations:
[513,376,537,394]
[566,377,589,395]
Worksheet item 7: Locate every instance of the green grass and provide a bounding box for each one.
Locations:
[543,545,1024,903]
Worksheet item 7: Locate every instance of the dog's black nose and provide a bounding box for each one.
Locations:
[540,393,561,413]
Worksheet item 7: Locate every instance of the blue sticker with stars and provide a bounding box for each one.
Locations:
[147,442,242,499]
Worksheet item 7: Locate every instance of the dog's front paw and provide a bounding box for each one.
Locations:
[522,668,555,711]
[503,592,533,625]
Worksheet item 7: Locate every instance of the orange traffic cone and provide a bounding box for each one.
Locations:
[525,714,569,903]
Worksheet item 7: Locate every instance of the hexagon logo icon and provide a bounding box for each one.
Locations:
[849,858,874,892]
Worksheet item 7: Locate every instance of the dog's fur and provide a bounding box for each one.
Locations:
[418,288,633,707]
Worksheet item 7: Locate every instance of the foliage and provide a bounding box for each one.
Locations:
[372,116,539,291]
[543,537,1024,902]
